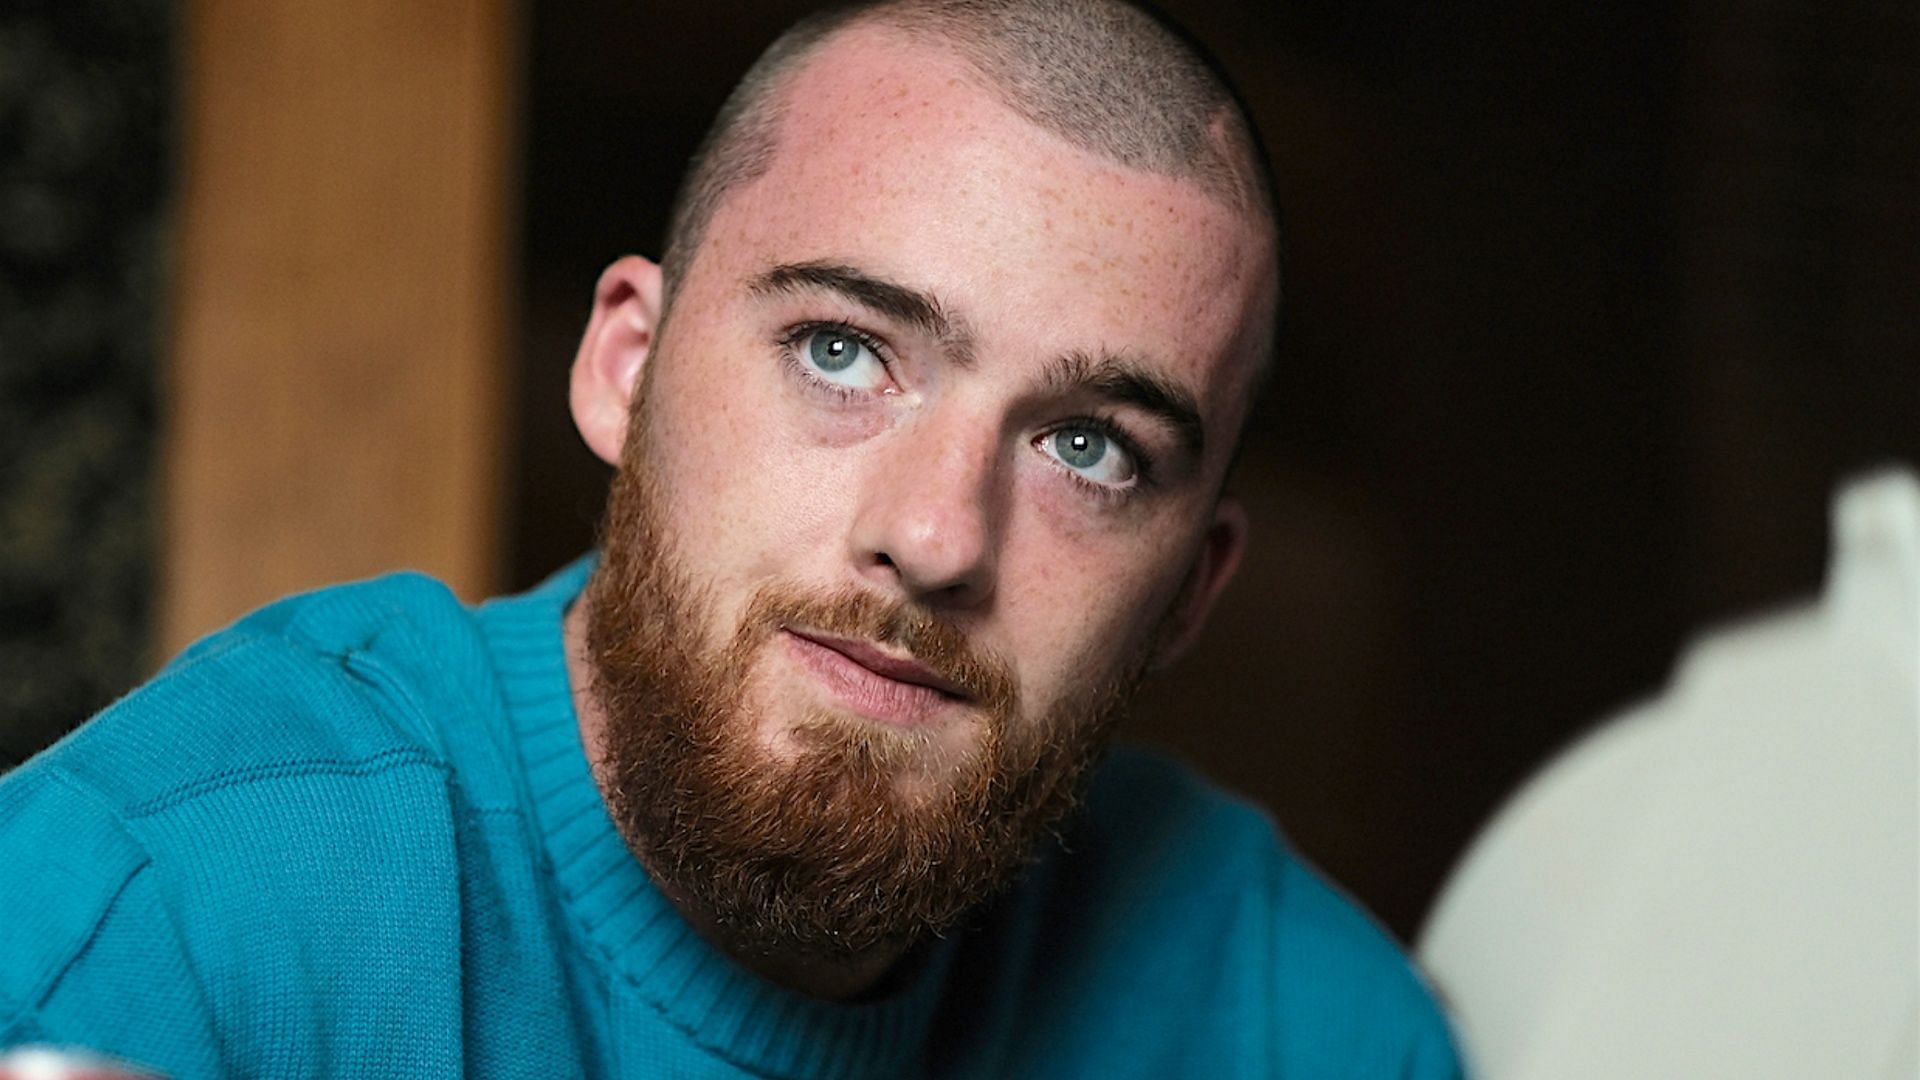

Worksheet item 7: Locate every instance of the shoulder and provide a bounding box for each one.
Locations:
[29,570,499,813]
[0,571,503,1064]
[1075,747,1428,977]
[1023,746,1463,1075]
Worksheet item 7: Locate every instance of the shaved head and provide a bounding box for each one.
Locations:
[660,0,1281,317]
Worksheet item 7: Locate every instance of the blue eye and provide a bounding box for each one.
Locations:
[809,331,859,372]
[1056,429,1107,468]
[1042,425,1137,487]
[797,327,890,390]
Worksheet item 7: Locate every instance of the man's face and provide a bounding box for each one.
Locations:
[574,28,1273,954]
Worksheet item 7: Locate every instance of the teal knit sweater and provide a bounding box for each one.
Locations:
[0,560,1461,1077]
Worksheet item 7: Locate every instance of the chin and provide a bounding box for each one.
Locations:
[767,707,980,804]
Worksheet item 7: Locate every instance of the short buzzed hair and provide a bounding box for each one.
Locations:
[659,0,1282,310]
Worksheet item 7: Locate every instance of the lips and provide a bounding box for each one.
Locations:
[782,628,971,725]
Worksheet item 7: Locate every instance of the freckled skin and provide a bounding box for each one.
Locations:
[617,26,1274,765]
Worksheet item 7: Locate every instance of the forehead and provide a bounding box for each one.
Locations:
[690,25,1275,442]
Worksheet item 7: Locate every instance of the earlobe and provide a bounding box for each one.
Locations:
[1151,496,1249,670]
[570,256,665,466]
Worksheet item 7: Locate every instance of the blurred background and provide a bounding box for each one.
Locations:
[1,0,1913,940]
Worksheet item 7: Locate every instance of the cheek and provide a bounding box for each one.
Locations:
[655,397,878,594]
[642,358,804,583]
[996,503,1190,706]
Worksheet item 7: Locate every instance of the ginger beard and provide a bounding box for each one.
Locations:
[582,403,1156,959]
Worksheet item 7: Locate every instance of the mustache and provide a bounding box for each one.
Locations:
[738,584,1020,717]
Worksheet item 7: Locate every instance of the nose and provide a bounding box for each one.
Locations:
[847,418,1001,608]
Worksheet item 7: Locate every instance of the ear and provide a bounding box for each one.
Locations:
[1151,496,1250,670]
[570,256,665,466]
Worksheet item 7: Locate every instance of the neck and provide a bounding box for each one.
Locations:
[561,601,911,1001]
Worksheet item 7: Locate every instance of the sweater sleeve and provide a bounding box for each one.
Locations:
[0,765,223,1079]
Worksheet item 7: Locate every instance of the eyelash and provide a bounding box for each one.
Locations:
[774,319,1157,505]
[774,320,895,402]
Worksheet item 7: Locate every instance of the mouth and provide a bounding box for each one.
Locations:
[781,628,972,726]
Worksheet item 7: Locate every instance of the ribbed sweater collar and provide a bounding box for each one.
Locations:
[474,557,955,1079]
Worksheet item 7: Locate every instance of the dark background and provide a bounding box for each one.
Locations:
[0,0,169,766]
[6,0,1916,940]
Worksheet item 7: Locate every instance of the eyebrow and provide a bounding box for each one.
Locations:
[750,261,977,367]
[1046,350,1207,461]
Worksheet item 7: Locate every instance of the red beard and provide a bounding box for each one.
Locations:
[581,415,1143,959]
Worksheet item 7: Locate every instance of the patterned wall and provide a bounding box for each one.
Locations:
[0,0,170,767]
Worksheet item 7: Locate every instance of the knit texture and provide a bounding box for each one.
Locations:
[0,560,1461,1077]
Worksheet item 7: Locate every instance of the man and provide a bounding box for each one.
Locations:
[1,1,1460,1075]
